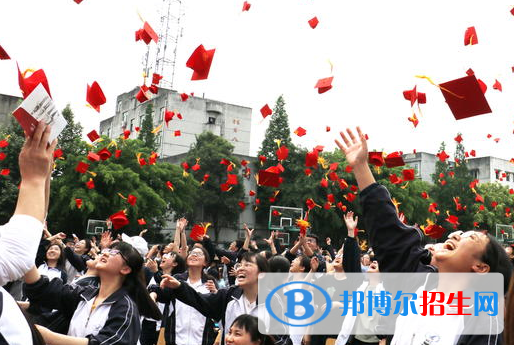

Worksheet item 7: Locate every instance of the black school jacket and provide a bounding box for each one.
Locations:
[360,183,501,345]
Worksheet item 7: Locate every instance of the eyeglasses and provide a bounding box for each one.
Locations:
[188,251,205,257]
[234,262,257,270]
[101,248,128,263]
[162,253,175,259]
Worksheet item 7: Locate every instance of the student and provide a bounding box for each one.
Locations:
[37,243,67,282]
[159,251,292,345]
[63,238,92,283]
[225,314,274,345]
[150,246,217,345]
[335,127,513,345]
[23,241,161,345]
[0,122,56,344]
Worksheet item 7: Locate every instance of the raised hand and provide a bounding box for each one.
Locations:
[243,223,254,239]
[334,127,368,168]
[264,231,275,245]
[160,274,181,289]
[344,211,359,238]
[100,231,113,249]
[18,122,57,183]
[176,218,188,232]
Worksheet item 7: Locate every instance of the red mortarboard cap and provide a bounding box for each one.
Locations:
[493,79,502,92]
[424,224,446,239]
[174,130,181,137]
[109,210,129,230]
[276,146,289,161]
[260,104,272,118]
[466,68,474,76]
[368,152,384,167]
[87,130,100,142]
[135,86,150,103]
[1,169,10,176]
[17,63,51,99]
[258,170,280,188]
[123,130,131,139]
[192,163,201,171]
[75,198,82,209]
[86,81,106,112]
[87,152,100,162]
[454,134,463,143]
[249,190,256,196]
[186,44,215,80]
[164,110,174,127]
[308,16,319,29]
[294,127,307,137]
[305,150,319,168]
[389,174,402,184]
[320,178,328,188]
[190,223,210,241]
[138,218,146,225]
[115,150,122,158]
[127,194,137,206]
[149,85,158,94]
[384,152,405,168]
[227,174,238,185]
[0,152,5,161]
[76,161,89,174]
[86,179,95,189]
[238,201,246,210]
[180,93,189,101]
[135,22,159,45]
[97,148,112,161]
[439,75,492,120]
[403,85,426,106]
[402,169,415,181]
[242,1,251,11]
[0,140,8,148]
[74,0,83,3]
[315,77,333,94]
[152,73,163,85]
[0,45,10,60]
[464,26,478,46]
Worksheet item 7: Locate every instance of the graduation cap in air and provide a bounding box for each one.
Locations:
[186,44,215,80]
[258,170,280,188]
[86,81,106,112]
[439,74,492,120]
[315,77,333,94]
[17,63,51,99]
[135,22,158,45]
[308,16,319,29]
[260,104,272,118]
[0,45,10,60]
[87,130,100,142]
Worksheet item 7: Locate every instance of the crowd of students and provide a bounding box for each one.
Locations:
[1,123,514,345]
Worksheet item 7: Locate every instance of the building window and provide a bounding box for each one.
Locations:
[160,107,165,121]
[208,116,216,124]
[122,111,128,125]
[140,115,145,127]
[117,100,122,113]
[470,169,479,179]
[495,170,501,180]
[507,172,511,182]
[106,128,111,138]
[130,118,134,131]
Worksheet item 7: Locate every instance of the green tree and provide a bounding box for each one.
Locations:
[258,95,292,160]
[472,182,514,233]
[0,117,25,224]
[54,104,85,177]
[185,131,245,242]
[139,103,156,151]
[48,137,199,240]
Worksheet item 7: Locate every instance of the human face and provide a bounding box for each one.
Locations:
[433,230,490,273]
[305,237,318,252]
[505,246,514,258]
[46,245,61,261]
[235,259,259,287]
[367,260,379,274]
[187,249,206,268]
[225,324,260,345]
[333,253,343,269]
[361,254,370,266]
[289,257,304,273]
[74,240,87,254]
[160,253,177,270]
[229,241,237,252]
[96,248,130,275]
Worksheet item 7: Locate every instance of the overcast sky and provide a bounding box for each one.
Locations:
[2,0,514,160]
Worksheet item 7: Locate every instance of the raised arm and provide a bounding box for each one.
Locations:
[242,223,254,251]
[264,231,277,255]
[342,212,361,273]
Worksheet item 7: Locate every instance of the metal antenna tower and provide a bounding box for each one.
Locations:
[154,0,184,90]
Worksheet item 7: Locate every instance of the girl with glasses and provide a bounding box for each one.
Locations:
[23,241,161,345]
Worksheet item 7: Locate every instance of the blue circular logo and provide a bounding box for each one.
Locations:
[265,281,332,327]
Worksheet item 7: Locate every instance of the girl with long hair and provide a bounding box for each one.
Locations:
[23,241,161,345]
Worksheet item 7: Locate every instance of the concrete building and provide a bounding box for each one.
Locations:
[402,151,438,182]
[0,93,22,128]
[467,156,514,188]
[100,87,257,242]
[99,87,252,158]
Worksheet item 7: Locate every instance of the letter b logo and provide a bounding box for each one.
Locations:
[284,289,315,320]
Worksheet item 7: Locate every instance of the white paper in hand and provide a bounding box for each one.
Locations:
[12,83,67,143]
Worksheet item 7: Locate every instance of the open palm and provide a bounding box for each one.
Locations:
[334,127,368,167]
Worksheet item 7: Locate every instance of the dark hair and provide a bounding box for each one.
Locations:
[261,250,272,260]
[241,251,269,273]
[298,255,311,272]
[505,275,514,345]
[268,255,290,273]
[170,251,186,275]
[187,246,211,266]
[111,242,162,319]
[83,239,92,253]
[45,244,66,271]
[229,314,274,345]
[306,234,319,246]
[234,240,244,250]
[480,234,513,293]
